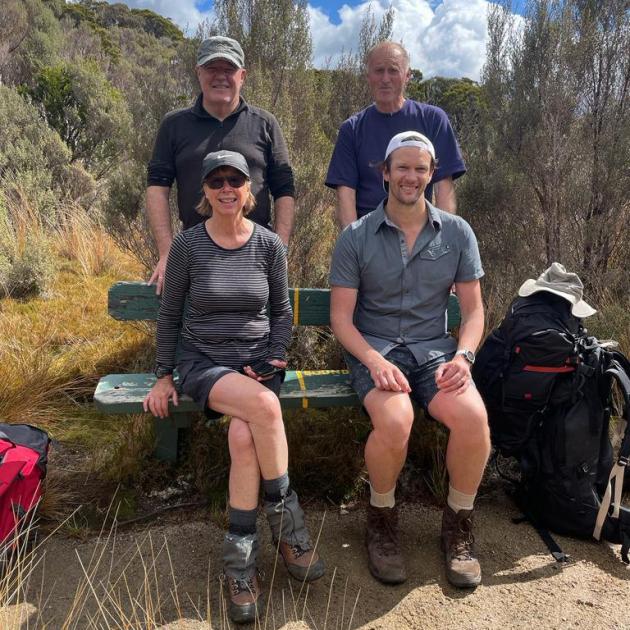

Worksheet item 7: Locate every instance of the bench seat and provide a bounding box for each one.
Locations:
[94,370,359,415]
[94,282,461,461]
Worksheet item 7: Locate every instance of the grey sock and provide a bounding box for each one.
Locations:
[262,472,290,502]
[228,506,258,536]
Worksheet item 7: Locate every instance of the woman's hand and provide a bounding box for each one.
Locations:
[243,358,287,382]
[143,375,179,418]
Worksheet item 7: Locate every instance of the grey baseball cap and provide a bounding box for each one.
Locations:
[197,36,245,68]
[201,150,250,183]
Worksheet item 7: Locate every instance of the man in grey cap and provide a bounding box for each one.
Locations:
[147,36,295,293]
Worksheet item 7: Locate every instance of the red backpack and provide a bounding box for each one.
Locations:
[0,424,50,554]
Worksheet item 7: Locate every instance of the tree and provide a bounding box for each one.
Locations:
[26,61,131,176]
[472,0,629,299]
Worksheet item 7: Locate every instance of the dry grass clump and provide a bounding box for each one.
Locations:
[54,204,123,278]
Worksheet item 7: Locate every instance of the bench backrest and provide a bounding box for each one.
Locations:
[108,282,461,329]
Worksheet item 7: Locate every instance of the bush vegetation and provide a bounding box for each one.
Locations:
[0,0,628,521]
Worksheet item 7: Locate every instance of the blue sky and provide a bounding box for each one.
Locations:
[109,0,526,80]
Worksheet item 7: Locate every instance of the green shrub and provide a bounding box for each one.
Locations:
[1,241,54,298]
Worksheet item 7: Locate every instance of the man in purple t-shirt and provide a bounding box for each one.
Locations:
[325,41,466,227]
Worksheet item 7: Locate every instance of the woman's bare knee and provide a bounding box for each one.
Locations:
[228,418,257,462]
[248,389,282,429]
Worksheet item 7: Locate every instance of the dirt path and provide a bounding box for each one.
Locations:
[8,490,630,629]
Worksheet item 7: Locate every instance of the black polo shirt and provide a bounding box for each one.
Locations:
[148,95,295,229]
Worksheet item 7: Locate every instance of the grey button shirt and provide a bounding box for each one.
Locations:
[329,201,484,365]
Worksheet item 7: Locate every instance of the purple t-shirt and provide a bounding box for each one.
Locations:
[325,100,466,217]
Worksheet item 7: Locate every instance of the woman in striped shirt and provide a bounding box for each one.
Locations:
[143,151,325,623]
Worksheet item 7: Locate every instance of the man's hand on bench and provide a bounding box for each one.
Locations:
[143,375,179,418]
[148,257,168,295]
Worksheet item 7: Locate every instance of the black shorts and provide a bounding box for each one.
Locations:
[177,342,284,420]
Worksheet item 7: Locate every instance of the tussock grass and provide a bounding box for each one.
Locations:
[54,204,124,279]
[0,191,149,428]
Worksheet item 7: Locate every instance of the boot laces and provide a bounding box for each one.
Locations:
[289,543,311,558]
[222,571,258,597]
[452,517,475,561]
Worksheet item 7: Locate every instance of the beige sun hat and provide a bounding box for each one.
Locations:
[518,262,597,318]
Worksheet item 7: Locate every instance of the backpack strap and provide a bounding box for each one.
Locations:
[513,515,569,562]
[593,358,630,542]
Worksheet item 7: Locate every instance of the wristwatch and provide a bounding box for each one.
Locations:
[455,349,476,365]
[154,364,174,379]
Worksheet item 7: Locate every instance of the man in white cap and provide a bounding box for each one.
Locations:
[147,36,295,294]
[330,131,490,588]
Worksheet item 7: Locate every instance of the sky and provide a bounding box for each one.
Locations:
[104,0,526,81]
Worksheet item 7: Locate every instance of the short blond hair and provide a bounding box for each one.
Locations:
[196,170,256,217]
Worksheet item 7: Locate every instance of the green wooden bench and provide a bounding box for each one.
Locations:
[94,282,461,461]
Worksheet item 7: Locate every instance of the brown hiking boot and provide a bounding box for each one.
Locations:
[365,504,407,584]
[221,571,263,625]
[441,506,481,588]
[222,532,263,624]
[276,540,324,582]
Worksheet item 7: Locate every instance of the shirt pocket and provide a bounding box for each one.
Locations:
[418,244,456,286]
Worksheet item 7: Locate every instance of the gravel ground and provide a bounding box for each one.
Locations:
[8,490,630,629]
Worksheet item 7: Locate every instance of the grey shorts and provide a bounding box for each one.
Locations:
[177,343,284,420]
[344,345,455,409]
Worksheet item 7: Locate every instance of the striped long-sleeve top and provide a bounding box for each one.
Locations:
[156,221,292,370]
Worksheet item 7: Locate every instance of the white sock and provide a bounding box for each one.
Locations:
[447,484,476,513]
[370,483,396,508]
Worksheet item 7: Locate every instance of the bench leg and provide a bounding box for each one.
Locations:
[152,413,194,462]
[153,418,180,462]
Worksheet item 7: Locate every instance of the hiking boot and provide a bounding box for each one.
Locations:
[441,506,482,588]
[365,504,407,584]
[222,532,264,624]
[263,490,325,582]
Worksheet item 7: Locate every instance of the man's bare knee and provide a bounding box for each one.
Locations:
[372,410,414,452]
[448,404,490,448]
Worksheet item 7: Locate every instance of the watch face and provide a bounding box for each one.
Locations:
[457,350,475,364]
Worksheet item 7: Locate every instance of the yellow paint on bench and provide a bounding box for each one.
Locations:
[301,370,349,376]
[295,370,308,408]
[293,287,299,326]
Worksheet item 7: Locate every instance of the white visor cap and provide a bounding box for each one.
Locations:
[384,131,436,161]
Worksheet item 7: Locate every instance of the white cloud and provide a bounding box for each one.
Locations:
[101,0,208,35]
[310,0,494,80]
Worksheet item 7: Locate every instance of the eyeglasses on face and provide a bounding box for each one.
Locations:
[205,174,247,189]
[202,63,238,76]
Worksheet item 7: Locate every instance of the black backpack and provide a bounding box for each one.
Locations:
[473,292,630,563]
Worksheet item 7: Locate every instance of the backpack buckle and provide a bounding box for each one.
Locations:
[618,455,629,467]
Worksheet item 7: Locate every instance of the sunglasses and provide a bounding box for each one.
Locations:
[205,174,247,190]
